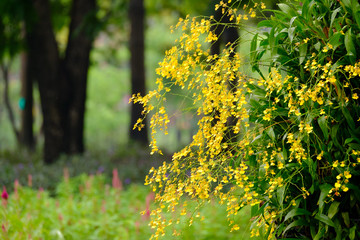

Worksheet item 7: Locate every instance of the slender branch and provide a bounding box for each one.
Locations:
[1,63,20,141]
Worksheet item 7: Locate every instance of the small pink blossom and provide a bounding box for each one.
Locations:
[63,168,69,183]
[1,187,8,200]
[37,188,44,199]
[112,169,123,190]
[14,180,20,200]
[142,192,155,220]
[28,174,33,187]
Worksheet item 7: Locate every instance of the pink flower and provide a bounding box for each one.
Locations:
[14,179,20,200]
[142,192,155,221]
[112,169,123,190]
[28,174,33,187]
[1,187,8,200]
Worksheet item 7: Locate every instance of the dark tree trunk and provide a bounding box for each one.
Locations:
[25,0,96,163]
[210,4,223,58]
[129,0,149,144]
[25,0,63,163]
[63,0,96,154]
[20,51,35,150]
[210,0,240,144]
[223,23,239,144]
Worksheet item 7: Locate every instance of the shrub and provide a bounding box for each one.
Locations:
[133,0,360,239]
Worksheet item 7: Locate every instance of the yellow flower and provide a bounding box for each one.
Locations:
[344,171,352,179]
[328,75,336,83]
[352,93,359,100]
[317,151,323,160]
[305,124,313,134]
[231,224,240,232]
[333,160,339,168]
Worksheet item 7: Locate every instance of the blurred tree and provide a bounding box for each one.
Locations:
[20,44,35,150]
[0,1,35,149]
[24,0,98,163]
[129,0,149,144]
[33,0,95,162]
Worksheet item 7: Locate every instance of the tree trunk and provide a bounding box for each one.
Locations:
[129,0,149,144]
[210,0,240,144]
[25,0,63,163]
[25,0,97,163]
[20,51,35,150]
[63,0,96,154]
[223,23,239,144]
[1,63,20,142]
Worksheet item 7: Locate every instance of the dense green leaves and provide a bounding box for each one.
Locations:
[251,0,360,238]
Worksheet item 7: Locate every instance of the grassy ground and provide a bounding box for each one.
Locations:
[1,173,261,240]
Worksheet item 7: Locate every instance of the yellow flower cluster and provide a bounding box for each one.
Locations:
[132,2,360,238]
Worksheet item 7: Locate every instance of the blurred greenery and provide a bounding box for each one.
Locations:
[0,5,262,189]
[1,173,260,240]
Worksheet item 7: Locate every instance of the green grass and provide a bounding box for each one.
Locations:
[1,173,260,240]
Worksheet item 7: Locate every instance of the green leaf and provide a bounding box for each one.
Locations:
[301,0,314,19]
[345,138,354,145]
[345,28,356,64]
[342,212,350,227]
[328,201,340,219]
[251,204,259,217]
[349,225,356,240]
[334,218,343,240]
[250,33,258,63]
[349,143,360,150]
[266,127,275,141]
[318,184,333,213]
[310,224,317,239]
[318,116,329,140]
[299,43,307,64]
[329,32,343,50]
[277,3,297,16]
[283,219,308,235]
[355,10,360,29]
[314,227,326,240]
[330,8,342,29]
[257,20,273,28]
[277,185,286,207]
[269,25,276,57]
[331,124,343,150]
[284,208,311,222]
[342,106,355,130]
[288,27,296,42]
[315,214,335,227]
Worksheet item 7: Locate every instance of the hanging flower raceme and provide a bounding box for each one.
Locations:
[134,0,360,239]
